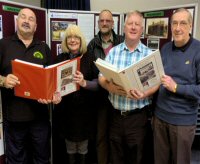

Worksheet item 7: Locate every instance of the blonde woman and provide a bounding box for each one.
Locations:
[54,25,99,164]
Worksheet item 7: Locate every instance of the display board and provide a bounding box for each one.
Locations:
[48,9,122,59]
[0,1,47,163]
[0,92,3,164]
[140,4,198,50]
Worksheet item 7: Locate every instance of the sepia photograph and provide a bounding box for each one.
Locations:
[146,17,168,38]
[51,20,76,41]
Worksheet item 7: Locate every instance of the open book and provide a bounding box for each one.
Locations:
[94,49,164,92]
[12,57,80,100]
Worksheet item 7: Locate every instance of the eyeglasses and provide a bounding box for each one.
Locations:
[99,19,113,24]
[171,21,189,28]
[67,35,80,41]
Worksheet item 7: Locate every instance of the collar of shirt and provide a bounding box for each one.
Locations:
[122,41,142,53]
[69,52,81,59]
[12,33,40,46]
[101,33,114,43]
[172,35,193,52]
[101,33,114,49]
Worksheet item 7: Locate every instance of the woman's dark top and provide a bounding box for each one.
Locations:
[54,51,99,141]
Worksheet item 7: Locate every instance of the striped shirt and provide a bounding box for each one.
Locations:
[105,41,152,111]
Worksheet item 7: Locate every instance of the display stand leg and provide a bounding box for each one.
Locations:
[48,103,54,164]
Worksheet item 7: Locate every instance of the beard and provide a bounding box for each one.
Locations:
[101,30,111,36]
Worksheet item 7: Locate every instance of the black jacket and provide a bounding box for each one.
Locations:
[87,30,124,101]
[87,30,124,60]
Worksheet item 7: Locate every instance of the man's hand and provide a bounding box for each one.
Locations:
[4,74,20,89]
[161,75,177,93]
[106,80,127,96]
[129,89,145,100]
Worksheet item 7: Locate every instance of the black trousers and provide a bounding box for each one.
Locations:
[4,120,50,164]
[109,106,148,164]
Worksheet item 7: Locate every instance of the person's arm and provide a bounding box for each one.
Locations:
[0,74,20,89]
[129,84,160,100]
[162,74,200,100]
[84,78,99,91]
[98,75,127,96]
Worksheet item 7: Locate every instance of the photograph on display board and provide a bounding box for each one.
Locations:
[56,44,62,56]
[51,20,76,41]
[0,15,2,39]
[141,18,146,38]
[145,17,169,38]
[14,15,18,32]
[147,37,160,50]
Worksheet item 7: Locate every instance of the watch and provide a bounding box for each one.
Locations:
[0,76,5,87]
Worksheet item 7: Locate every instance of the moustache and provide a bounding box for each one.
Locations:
[102,25,109,28]
[22,23,30,29]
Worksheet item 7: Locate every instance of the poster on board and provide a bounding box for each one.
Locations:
[51,20,76,41]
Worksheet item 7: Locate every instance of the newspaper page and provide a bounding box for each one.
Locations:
[56,59,78,97]
[124,49,164,91]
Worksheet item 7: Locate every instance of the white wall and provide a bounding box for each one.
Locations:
[8,0,200,38]
[90,0,200,39]
[8,0,41,7]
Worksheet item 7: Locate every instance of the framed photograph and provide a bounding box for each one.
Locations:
[51,20,76,41]
[147,37,160,50]
[141,18,146,38]
[0,15,2,39]
[146,17,169,38]
[56,44,62,56]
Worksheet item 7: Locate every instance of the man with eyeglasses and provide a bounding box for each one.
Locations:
[87,9,124,164]
[153,8,200,164]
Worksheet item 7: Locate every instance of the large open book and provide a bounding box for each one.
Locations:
[95,49,164,92]
[12,57,80,100]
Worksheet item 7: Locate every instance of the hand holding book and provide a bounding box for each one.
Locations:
[38,91,62,104]
[73,70,87,87]
[95,50,164,92]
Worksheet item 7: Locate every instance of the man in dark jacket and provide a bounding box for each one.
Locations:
[87,9,124,164]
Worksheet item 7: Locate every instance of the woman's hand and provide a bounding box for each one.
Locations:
[52,92,62,104]
[73,71,86,87]
[37,92,62,104]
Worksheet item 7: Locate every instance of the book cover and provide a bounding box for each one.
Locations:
[95,49,164,92]
[12,57,80,100]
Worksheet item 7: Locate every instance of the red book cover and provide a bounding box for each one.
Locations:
[12,57,80,100]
